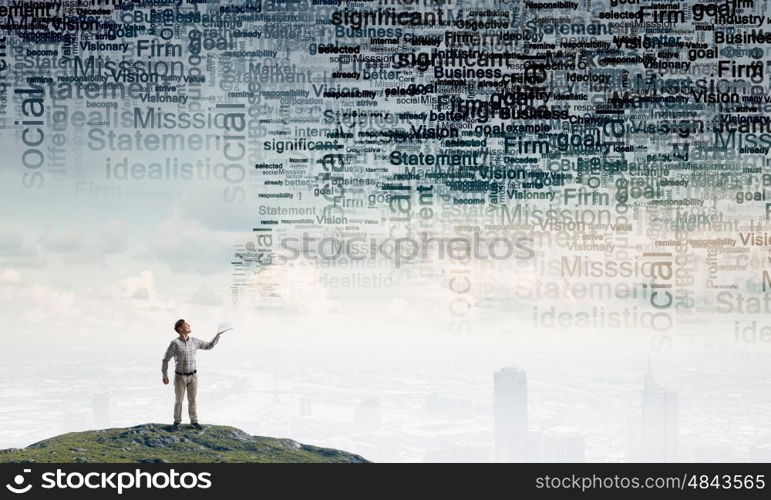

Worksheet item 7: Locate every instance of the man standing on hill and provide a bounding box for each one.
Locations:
[162,319,222,431]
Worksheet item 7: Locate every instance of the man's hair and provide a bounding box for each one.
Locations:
[174,319,185,333]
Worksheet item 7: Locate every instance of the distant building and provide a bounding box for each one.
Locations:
[91,392,111,429]
[61,410,90,435]
[640,372,678,462]
[355,399,381,432]
[299,397,312,417]
[424,443,492,463]
[538,429,586,462]
[751,444,771,462]
[425,394,474,421]
[494,367,528,461]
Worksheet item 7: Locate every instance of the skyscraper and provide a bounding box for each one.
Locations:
[494,367,528,461]
[640,371,678,462]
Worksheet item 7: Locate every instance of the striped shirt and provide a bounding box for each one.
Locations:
[161,334,221,377]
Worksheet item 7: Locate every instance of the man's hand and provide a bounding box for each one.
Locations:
[163,377,169,385]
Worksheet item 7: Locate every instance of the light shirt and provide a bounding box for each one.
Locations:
[161,334,220,377]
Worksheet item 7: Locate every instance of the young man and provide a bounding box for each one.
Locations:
[161,319,222,431]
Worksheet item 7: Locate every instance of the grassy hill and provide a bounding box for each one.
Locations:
[0,423,369,463]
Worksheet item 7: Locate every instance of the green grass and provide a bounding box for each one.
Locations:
[0,423,369,463]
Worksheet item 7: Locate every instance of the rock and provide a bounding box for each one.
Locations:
[280,439,302,450]
[0,424,370,463]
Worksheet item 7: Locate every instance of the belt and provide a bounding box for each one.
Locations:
[175,370,197,376]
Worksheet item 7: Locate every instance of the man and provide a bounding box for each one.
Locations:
[161,319,222,431]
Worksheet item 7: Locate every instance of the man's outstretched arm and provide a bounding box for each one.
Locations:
[161,343,174,383]
[197,333,221,350]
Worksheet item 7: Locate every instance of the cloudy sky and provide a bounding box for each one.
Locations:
[1,105,770,463]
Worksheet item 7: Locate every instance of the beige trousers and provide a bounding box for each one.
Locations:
[173,373,198,423]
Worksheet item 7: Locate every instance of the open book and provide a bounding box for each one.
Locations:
[217,322,234,334]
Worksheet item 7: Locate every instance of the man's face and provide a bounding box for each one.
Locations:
[179,321,191,335]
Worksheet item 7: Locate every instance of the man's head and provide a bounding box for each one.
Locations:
[174,319,191,336]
